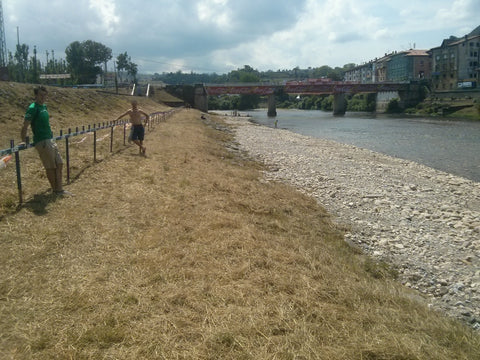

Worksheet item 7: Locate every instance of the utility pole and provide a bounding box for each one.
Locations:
[0,0,8,67]
[33,45,37,81]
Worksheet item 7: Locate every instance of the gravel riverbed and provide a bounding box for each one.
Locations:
[223,115,480,330]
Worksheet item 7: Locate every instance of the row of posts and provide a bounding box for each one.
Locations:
[2,110,172,204]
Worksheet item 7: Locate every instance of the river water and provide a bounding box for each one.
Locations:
[242,109,480,183]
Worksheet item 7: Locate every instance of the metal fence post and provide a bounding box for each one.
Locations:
[11,140,23,204]
[110,122,114,152]
[93,124,97,162]
[66,129,71,183]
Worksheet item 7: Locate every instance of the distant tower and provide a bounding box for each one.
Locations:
[0,0,7,67]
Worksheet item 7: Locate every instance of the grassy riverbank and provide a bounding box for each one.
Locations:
[1,83,479,359]
[408,95,480,120]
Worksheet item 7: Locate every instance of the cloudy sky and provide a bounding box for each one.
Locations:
[3,0,479,75]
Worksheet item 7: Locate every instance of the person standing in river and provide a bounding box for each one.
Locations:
[115,100,150,155]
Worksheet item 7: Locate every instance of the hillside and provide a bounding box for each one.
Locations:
[0,83,176,147]
[0,82,479,359]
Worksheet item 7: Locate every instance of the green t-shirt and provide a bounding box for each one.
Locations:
[24,103,52,144]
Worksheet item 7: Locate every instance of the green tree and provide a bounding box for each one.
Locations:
[13,44,29,82]
[65,40,112,84]
[116,52,138,83]
[236,65,261,110]
[126,61,138,83]
[321,95,334,111]
[65,41,84,82]
[116,52,129,83]
[228,65,259,83]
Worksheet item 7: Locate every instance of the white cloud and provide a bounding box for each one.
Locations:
[196,0,231,28]
[88,0,120,36]
[2,0,479,74]
[208,0,393,71]
[436,0,479,22]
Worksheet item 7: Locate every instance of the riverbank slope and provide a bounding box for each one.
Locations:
[226,115,480,331]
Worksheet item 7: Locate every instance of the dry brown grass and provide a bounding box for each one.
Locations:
[0,83,170,215]
[0,83,479,359]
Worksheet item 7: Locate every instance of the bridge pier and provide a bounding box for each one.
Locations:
[267,94,277,117]
[194,84,208,113]
[333,93,347,116]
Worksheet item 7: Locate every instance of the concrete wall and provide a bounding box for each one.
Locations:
[376,91,400,112]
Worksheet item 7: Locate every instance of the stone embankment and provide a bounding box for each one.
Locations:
[224,116,480,330]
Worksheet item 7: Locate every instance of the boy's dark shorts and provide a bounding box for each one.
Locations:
[132,125,145,141]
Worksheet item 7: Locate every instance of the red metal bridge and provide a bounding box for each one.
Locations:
[205,81,409,96]
[191,80,418,116]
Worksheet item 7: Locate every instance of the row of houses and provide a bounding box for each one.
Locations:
[343,25,480,91]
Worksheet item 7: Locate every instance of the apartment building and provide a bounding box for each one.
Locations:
[373,54,390,82]
[343,25,479,90]
[387,50,431,82]
[343,62,373,83]
[343,50,430,83]
[430,25,480,90]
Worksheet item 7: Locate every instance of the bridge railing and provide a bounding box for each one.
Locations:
[0,109,178,206]
[204,81,410,96]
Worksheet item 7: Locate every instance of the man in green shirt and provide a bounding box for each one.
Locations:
[20,86,71,196]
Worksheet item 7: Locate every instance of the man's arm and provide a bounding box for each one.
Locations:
[20,121,30,143]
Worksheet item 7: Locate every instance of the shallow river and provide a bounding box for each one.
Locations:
[242,109,480,183]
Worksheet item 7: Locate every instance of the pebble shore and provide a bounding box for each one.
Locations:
[223,115,480,330]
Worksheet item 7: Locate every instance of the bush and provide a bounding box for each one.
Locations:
[321,95,333,111]
[386,98,402,113]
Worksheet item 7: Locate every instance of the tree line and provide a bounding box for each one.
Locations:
[5,40,138,85]
[153,64,354,85]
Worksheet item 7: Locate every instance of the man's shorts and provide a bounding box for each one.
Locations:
[131,125,145,141]
[35,139,63,169]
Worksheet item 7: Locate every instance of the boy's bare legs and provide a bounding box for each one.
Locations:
[133,140,146,155]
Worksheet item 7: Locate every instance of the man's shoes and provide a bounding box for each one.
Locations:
[55,190,75,197]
